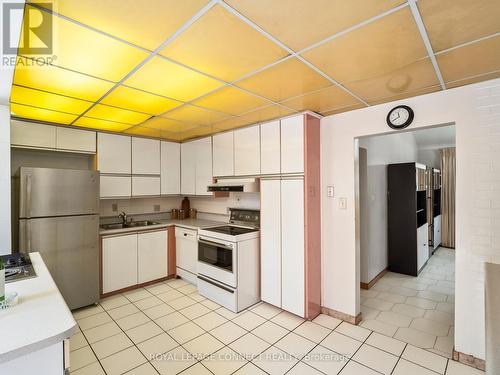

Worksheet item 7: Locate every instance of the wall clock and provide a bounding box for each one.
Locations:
[386,105,414,130]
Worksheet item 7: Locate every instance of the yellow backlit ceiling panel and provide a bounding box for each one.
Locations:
[418,0,500,52]
[101,86,182,116]
[28,0,208,51]
[124,56,223,102]
[437,35,500,84]
[22,5,148,82]
[85,104,151,125]
[226,0,405,51]
[236,58,331,102]
[11,103,77,124]
[302,7,428,84]
[161,5,288,81]
[73,117,132,132]
[13,57,114,102]
[11,85,92,115]
[10,1,500,140]
[193,87,268,115]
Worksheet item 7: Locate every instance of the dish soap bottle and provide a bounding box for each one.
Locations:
[0,257,4,303]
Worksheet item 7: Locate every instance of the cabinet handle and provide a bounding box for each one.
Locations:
[184,233,187,236]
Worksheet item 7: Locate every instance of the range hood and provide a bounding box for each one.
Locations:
[207,178,259,193]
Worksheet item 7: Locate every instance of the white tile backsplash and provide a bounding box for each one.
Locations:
[100,197,181,217]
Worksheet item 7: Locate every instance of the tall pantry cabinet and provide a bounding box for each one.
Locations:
[260,114,321,319]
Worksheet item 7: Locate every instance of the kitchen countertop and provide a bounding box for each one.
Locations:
[0,252,77,363]
[99,218,226,236]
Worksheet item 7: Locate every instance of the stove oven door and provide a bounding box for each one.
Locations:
[198,236,237,288]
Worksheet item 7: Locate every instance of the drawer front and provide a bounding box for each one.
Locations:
[197,275,237,312]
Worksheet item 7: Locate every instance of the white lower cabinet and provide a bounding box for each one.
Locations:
[102,229,168,294]
[433,215,441,250]
[260,178,305,317]
[138,230,168,284]
[417,224,429,272]
[175,227,198,284]
[102,234,138,294]
[100,176,131,198]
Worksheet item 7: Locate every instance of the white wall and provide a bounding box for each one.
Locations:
[358,132,419,283]
[321,78,500,360]
[190,193,260,221]
[0,105,11,254]
[418,148,441,169]
[100,197,181,217]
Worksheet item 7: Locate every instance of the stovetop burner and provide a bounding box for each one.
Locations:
[204,225,259,236]
[1,253,37,283]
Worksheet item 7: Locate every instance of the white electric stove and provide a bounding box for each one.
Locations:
[197,208,260,312]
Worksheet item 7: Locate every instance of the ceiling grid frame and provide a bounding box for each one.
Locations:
[11,0,500,140]
[408,0,446,90]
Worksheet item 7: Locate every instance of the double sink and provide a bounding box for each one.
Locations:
[100,220,160,230]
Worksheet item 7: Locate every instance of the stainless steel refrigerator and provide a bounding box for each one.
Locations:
[18,167,100,310]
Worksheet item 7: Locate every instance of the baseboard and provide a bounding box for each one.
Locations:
[452,350,485,371]
[360,268,388,290]
[321,306,362,325]
[100,275,175,299]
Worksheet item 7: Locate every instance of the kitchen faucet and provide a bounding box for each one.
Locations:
[118,211,127,224]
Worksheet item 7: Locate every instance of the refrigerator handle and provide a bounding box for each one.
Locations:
[26,174,32,219]
[26,220,31,253]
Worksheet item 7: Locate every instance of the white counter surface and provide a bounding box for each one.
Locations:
[0,252,77,363]
[99,218,226,236]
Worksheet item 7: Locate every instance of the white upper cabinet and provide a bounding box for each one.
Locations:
[100,176,131,198]
[194,137,213,196]
[212,132,234,177]
[260,120,280,175]
[132,176,160,196]
[56,127,96,153]
[234,125,260,176]
[132,137,160,175]
[11,120,56,149]
[161,141,180,195]
[181,141,196,195]
[281,115,304,174]
[97,133,131,174]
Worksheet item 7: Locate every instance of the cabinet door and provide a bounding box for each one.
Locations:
[138,230,168,283]
[132,176,160,196]
[181,141,196,195]
[281,179,305,317]
[11,120,56,149]
[97,133,131,174]
[234,125,260,176]
[161,141,180,195]
[100,176,131,198]
[260,120,280,175]
[102,234,137,293]
[132,137,160,174]
[433,215,441,250]
[417,224,429,271]
[212,132,234,177]
[260,179,282,308]
[281,115,304,174]
[194,137,213,196]
[56,127,96,153]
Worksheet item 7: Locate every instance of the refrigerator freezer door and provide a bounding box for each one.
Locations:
[19,167,99,218]
[19,215,99,310]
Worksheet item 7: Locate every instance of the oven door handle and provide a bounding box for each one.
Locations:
[198,238,233,251]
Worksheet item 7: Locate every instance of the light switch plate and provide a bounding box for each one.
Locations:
[327,186,334,198]
[111,203,118,212]
[154,205,161,212]
[339,197,347,209]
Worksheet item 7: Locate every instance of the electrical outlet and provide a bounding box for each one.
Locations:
[339,197,347,209]
[154,205,160,212]
[327,186,334,198]
[111,203,118,212]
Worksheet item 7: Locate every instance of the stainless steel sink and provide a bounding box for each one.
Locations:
[125,221,160,227]
[100,221,160,230]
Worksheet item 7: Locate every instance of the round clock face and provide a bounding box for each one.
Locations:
[387,105,414,129]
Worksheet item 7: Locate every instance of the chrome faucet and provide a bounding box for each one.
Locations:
[118,211,127,224]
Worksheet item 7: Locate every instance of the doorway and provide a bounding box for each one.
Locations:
[356,125,456,358]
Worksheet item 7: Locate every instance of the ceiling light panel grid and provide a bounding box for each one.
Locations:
[11,0,500,140]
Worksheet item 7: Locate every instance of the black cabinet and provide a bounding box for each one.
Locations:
[388,163,429,276]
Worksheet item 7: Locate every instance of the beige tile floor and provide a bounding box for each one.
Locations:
[360,248,456,358]
[70,256,482,375]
